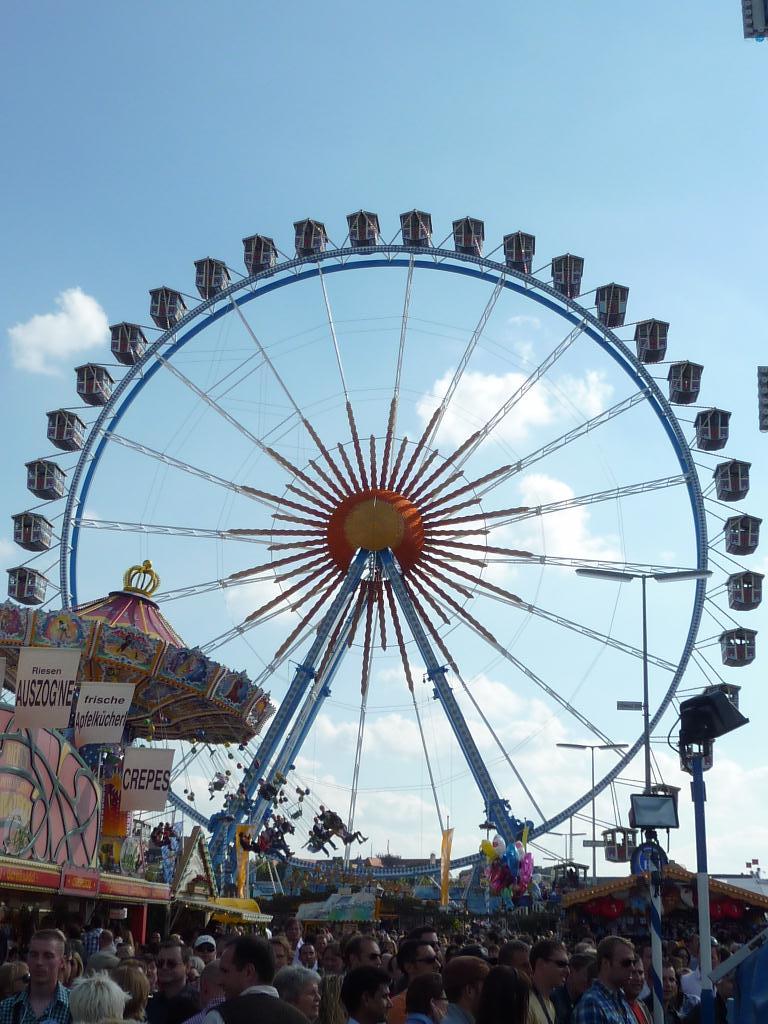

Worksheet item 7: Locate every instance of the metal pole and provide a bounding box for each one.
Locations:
[569,816,573,861]
[692,754,715,1024]
[641,575,651,793]
[591,747,596,883]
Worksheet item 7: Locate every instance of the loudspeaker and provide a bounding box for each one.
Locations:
[679,691,749,744]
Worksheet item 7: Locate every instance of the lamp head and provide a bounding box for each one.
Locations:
[679,691,749,745]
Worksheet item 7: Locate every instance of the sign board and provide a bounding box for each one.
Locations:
[631,840,669,875]
[74,683,135,746]
[617,700,643,711]
[14,649,81,728]
[120,747,174,811]
[60,866,100,897]
[583,840,606,848]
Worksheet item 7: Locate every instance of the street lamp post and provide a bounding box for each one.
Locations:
[575,566,711,1024]
[556,742,628,882]
[574,567,711,792]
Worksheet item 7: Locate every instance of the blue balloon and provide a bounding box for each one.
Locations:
[503,845,519,875]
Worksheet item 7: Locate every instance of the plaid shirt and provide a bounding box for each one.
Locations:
[82,928,102,961]
[0,983,71,1024]
[573,982,633,1024]
[181,995,225,1024]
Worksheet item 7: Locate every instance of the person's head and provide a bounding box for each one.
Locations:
[661,961,679,1005]
[322,941,344,975]
[199,960,223,1008]
[0,962,31,1000]
[442,956,490,1015]
[28,929,67,994]
[406,973,448,1024]
[284,918,302,948]
[274,966,322,1023]
[716,970,735,1002]
[194,936,218,965]
[596,937,635,993]
[530,940,569,996]
[314,934,329,960]
[115,946,135,962]
[150,932,162,946]
[407,927,439,951]
[270,936,292,971]
[186,955,204,987]
[397,940,440,982]
[340,966,392,1024]
[710,944,721,969]
[625,957,645,1002]
[140,955,158,993]
[345,935,382,970]
[219,936,275,1000]
[99,930,115,951]
[498,940,531,977]
[476,966,529,1024]
[299,944,317,968]
[109,964,150,1021]
[565,953,594,998]
[69,975,129,1024]
[156,940,190,997]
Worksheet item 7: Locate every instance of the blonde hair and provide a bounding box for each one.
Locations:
[69,975,129,1024]
[0,963,30,1001]
[110,964,150,1021]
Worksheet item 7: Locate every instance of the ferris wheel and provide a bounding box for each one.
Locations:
[10,210,761,870]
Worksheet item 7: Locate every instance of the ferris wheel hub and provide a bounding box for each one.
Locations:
[326,487,424,571]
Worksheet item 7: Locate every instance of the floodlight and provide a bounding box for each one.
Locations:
[679,691,749,745]
[629,793,679,830]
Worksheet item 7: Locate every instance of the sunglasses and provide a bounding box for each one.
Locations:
[156,959,183,968]
[547,959,570,969]
[415,957,440,965]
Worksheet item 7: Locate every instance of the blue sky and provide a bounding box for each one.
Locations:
[1,2,767,874]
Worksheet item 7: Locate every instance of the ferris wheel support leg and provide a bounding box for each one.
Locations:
[380,548,531,847]
[247,585,367,830]
[209,548,370,870]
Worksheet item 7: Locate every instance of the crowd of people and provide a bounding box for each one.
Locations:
[0,919,739,1024]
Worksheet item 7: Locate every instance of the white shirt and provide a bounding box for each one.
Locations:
[681,969,703,999]
[203,984,279,1024]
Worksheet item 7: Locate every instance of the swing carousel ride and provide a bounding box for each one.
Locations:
[4,209,761,894]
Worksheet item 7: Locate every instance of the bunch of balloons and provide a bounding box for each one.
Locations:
[480,833,535,898]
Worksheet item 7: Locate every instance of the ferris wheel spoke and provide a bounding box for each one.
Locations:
[418,464,517,516]
[153,352,337,508]
[387,435,410,490]
[346,401,370,490]
[244,563,339,624]
[336,442,361,491]
[375,580,387,651]
[384,581,416,688]
[381,256,414,486]
[398,271,507,492]
[272,574,348,661]
[466,391,652,508]
[230,295,352,495]
[457,318,587,467]
[401,579,458,671]
[429,474,688,531]
[103,432,285,513]
[73,517,273,545]
[416,578,615,745]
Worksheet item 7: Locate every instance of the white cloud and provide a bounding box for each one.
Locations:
[556,369,613,418]
[418,369,555,447]
[506,315,541,330]
[417,367,614,450]
[0,538,16,570]
[514,473,620,561]
[223,575,294,624]
[8,287,109,375]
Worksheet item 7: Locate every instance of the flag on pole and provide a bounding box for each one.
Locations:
[440,828,454,906]
[235,826,253,899]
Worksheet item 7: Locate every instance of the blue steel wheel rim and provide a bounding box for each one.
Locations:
[59,243,708,845]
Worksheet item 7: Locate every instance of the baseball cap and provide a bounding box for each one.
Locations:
[194,935,217,949]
